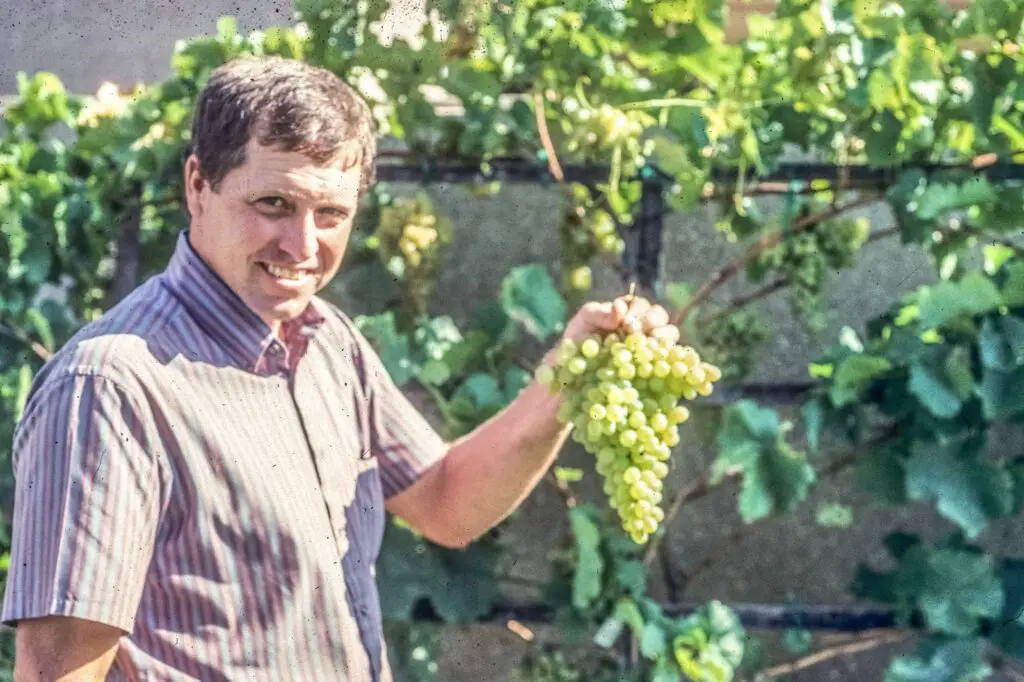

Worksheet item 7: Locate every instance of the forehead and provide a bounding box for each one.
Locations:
[231,139,362,200]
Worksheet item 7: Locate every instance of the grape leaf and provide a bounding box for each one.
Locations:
[856,447,909,504]
[976,365,1024,420]
[917,550,1005,635]
[979,315,1024,371]
[916,273,1003,330]
[830,354,892,407]
[885,636,992,682]
[376,520,500,623]
[568,506,603,611]
[916,178,997,221]
[854,541,1004,637]
[355,312,416,385]
[500,265,566,342]
[713,401,816,523]
[1002,261,1024,308]
[988,558,1024,661]
[905,440,1013,539]
[908,360,963,419]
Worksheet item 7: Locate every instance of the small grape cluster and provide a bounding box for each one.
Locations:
[558,186,626,296]
[367,193,452,314]
[536,330,722,544]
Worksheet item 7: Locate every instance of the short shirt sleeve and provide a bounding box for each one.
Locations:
[348,325,449,499]
[1,373,166,633]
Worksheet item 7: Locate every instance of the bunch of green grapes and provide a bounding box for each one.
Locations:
[758,217,868,332]
[535,330,722,544]
[696,309,772,381]
[558,185,626,295]
[367,193,452,314]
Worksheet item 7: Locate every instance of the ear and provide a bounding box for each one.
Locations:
[183,154,207,220]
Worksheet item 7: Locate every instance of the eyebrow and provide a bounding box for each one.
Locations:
[249,187,356,211]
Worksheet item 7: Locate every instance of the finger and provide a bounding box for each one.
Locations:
[642,304,670,332]
[652,324,680,345]
[579,301,622,332]
[624,295,651,319]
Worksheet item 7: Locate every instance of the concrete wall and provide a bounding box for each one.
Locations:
[3,2,1021,681]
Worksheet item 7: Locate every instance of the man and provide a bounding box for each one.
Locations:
[3,56,676,681]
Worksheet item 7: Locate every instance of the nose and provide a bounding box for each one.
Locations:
[278,211,318,264]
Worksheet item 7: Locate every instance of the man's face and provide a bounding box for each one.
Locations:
[184,137,362,332]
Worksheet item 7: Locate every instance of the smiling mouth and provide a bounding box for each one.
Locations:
[261,262,315,282]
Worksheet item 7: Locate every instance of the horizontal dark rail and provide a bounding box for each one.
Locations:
[449,601,915,632]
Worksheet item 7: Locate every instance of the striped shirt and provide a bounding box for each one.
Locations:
[2,230,449,681]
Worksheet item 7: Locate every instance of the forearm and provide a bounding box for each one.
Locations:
[431,367,571,545]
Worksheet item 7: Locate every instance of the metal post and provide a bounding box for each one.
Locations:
[637,169,666,292]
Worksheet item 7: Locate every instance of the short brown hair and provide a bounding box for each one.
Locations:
[188,55,376,196]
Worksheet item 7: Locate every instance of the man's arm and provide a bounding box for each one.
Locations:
[386,368,569,548]
[387,295,676,548]
[2,372,164,678]
[14,616,122,682]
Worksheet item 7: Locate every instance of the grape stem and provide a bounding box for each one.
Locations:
[533,90,565,183]
[0,321,52,361]
[544,470,577,508]
[698,222,902,322]
[744,629,913,680]
[670,194,881,327]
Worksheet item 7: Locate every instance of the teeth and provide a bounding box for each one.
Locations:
[265,264,308,281]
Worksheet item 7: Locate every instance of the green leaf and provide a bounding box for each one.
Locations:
[417,359,451,386]
[908,360,963,419]
[918,549,1004,636]
[829,354,892,407]
[885,636,992,682]
[984,244,1016,275]
[916,273,1003,329]
[640,622,668,659]
[988,558,1024,661]
[502,367,531,403]
[1002,261,1024,307]
[856,447,909,504]
[976,365,1024,420]
[568,507,603,611]
[500,265,566,342]
[782,628,812,654]
[905,440,1013,539]
[943,346,975,400]
[979,315,1024,371]
[916,178,997,221]
[615,560,647,598]
[450,373,503,412]
[714,401,816,523]
[376,520,500,622]
[355,312,416,385]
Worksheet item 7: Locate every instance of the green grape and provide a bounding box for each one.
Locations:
[536,328,723,544]
[581,338,601,358]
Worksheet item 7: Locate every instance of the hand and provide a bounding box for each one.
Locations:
[560,294,680,347]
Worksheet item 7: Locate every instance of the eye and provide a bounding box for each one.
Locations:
[257,196,288,210]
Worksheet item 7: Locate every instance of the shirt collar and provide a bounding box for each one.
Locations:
[161,230,325,374]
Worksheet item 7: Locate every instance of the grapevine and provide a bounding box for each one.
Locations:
[754,216,869,333]
[366,193,453,317]
[536,316,722,544]
[557,184,626,298]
